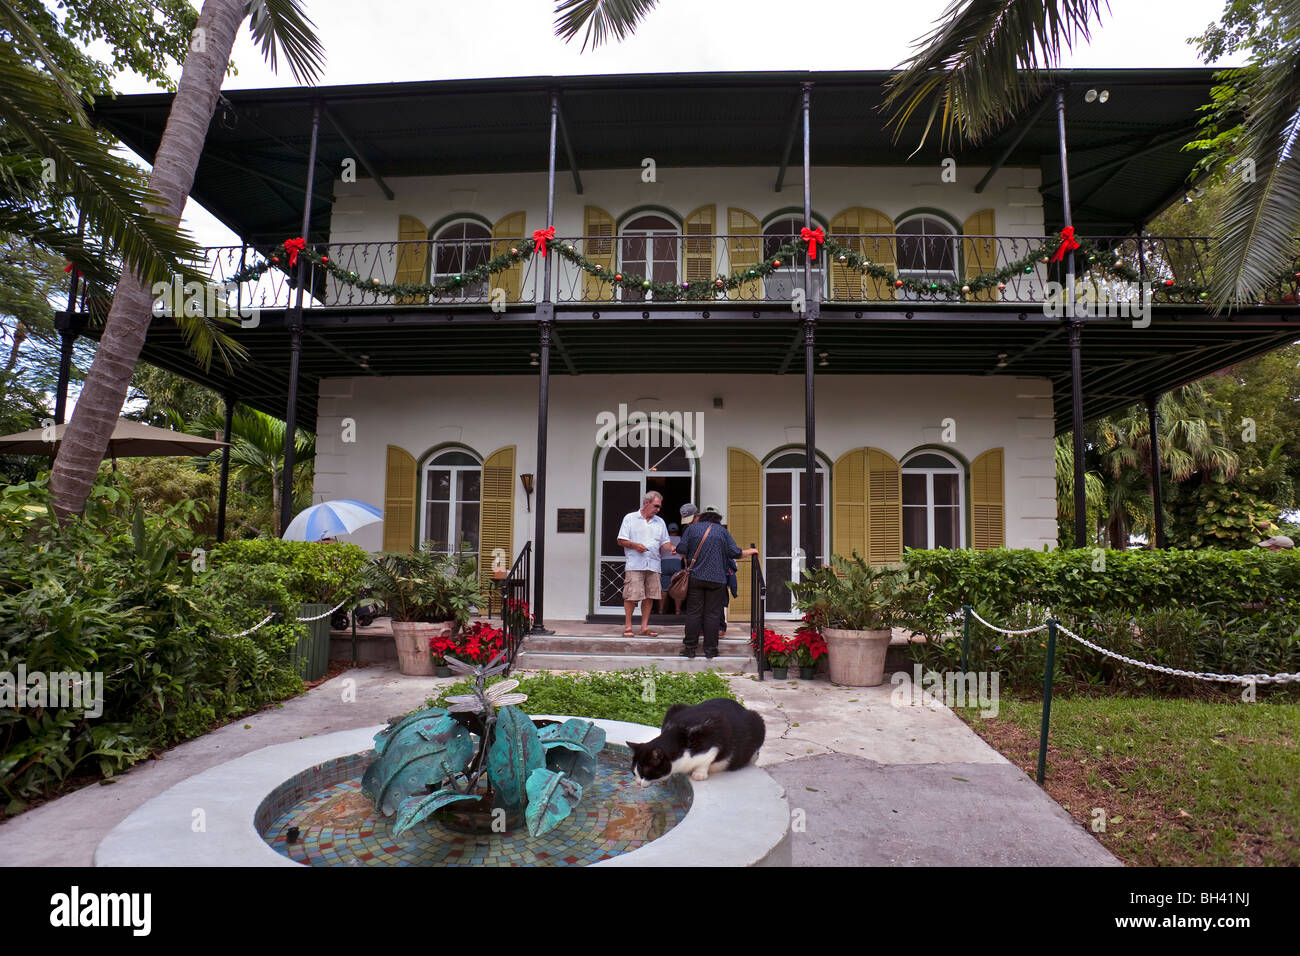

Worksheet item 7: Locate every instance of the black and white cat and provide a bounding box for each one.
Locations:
[628,698,766,786]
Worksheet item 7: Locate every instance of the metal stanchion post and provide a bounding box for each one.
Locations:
[961,604,972,672]
[1037,619,1059,785]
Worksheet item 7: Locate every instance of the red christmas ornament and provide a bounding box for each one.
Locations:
[614,273,623,282]
[894,279,904,289]
[772,259,782,268]
[320,255,329,264]
[1164,279,1175,287]
[271,256,279,264]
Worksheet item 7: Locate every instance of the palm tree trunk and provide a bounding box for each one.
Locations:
[48,0,246,521]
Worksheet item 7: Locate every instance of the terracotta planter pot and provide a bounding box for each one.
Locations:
[391,621,453,676]
[822,627,892,686]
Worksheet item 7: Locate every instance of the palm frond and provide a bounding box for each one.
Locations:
[0,56,207,292]
[245,0,325,84]
[1208,0,1300,309]
[553,0,660,52]
[883,0,1107,151]
[0,0,89,124]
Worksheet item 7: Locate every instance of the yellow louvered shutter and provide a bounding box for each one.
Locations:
[583,205,615,301]
[491,212,526,303]
[478,445,516,592]
[726,207,762,300]
[866,447,902,564]
[829,208,867,301]
[395,215,429,304]
[832,448,867,561]
[971,447,1005,550]
[962,209,998,303]
[684,205,716,291]
[829,208,895,301]
[383,445,417,553]
[727,447,762,622]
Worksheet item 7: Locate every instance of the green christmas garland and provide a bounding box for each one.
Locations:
[227,232,1299,305]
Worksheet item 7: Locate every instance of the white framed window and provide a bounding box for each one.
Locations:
[762,450,828,617]
[896,215,958,300]
[762,216,825,300]
[432,220,492,299]
[423,449,482,557]
[902,451,964,550]
[619,214,679,299]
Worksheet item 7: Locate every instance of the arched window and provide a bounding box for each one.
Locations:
[620,214,679,297]
[902,451,964,549]
[423,448,482,557]
[763,216,825,300]
[433,220,492,299]
[896,215,958,299]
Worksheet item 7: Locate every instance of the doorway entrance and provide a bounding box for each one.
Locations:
[594,427,696,614]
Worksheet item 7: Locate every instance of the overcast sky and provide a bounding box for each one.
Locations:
[109,0,1246,245]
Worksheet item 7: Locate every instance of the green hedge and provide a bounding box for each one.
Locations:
[902,548,1300,694]
[0,478,368,815]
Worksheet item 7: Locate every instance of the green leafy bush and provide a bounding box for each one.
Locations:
[0,478,333,815]
[903,548,1300,694]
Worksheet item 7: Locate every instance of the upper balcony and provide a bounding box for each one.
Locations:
[199,233,1300,313]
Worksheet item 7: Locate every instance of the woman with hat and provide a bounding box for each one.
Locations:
[674,504,757,659]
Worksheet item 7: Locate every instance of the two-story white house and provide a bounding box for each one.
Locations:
[84,70,1300,626]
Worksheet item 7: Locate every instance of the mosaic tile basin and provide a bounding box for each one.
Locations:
[95,717,791,867]
[257,742,691,866]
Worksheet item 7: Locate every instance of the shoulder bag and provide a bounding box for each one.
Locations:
[668,524,711,604]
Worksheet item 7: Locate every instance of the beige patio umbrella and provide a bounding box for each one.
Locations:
[0,419,228,468]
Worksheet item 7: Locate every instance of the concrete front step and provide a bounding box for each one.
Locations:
[514,651,756,673]
[524,634,751,656]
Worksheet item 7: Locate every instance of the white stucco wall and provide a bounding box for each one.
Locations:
[313,373,1056,620]
[328,164,1045,246]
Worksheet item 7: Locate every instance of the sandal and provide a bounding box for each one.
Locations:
[639,629,659,637]
[622,628,635,637]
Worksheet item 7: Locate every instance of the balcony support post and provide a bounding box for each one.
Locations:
[55,209,85,425]
[280,100,320,536]
[800,81,820,571]
[1069,319,1087,548]
[531,90,559,634]
[1147,392,1166,548]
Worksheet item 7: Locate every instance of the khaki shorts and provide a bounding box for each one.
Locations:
[623,568,662,603]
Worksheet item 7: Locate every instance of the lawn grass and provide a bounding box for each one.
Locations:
[427,667,737,727]
[955,695,1299,866]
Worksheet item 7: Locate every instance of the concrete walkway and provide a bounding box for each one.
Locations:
[0,663,1117,867]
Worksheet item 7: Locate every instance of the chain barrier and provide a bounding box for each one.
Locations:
[965,608,1300,685]
[294,596,353,622]
[1054,622,1300,686]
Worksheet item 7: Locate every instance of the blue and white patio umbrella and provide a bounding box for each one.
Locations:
[282,499,383,542]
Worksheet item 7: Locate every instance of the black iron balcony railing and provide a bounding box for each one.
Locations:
[194,235,1300,311]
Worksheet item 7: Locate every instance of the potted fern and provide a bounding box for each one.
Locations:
[789,554,927,686]
[367,548,483,676]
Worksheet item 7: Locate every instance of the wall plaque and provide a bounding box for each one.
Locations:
[556,508,585,533]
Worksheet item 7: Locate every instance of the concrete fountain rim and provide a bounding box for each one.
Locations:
[93,716,791,867]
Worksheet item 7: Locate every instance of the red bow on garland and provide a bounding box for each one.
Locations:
[800,226,825,260]
[284,237,307,267]
[532,227,556,257]
[1049,226,1080,263]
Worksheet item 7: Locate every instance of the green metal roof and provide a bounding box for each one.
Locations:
[92,68,1222,244]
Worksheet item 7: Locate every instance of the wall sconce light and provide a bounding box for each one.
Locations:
[520,473,534,511]
[818,352,829,367]
[529,352,539,367]
[1085,89,1109,103]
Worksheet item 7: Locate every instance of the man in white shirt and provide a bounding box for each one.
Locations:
[617,490,675,637]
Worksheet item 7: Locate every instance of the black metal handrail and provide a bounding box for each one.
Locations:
[499,541,532,675]
[750,549,767,681]
[191,235,1299,310]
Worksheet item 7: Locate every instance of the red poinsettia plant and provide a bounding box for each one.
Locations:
[503,598,533,634]
[457,621,508,665]
[428,633,459,666]
[761,629,794,667]
[792,626,827,668]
